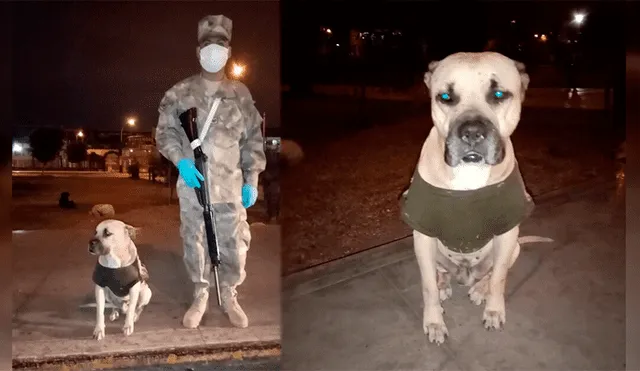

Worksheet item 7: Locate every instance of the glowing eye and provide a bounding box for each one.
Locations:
[439,93,451,101]
[494,90,505,99]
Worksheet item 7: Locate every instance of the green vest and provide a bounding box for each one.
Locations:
[401,166,534,254]
[92,259,142,297]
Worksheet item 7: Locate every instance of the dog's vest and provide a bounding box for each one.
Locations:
[401,165,534,254]
[92,259,143,297]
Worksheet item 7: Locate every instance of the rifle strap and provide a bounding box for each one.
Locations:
[190,97,222,150]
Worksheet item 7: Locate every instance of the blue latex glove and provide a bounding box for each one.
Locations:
[177,158,204,189]
[242,184,258,208]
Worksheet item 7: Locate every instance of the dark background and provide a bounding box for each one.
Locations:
[278,1,627,275]
[11,1,280,132]
[282,1,624,90]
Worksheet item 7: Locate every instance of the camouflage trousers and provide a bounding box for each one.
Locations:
[178,190,251,296]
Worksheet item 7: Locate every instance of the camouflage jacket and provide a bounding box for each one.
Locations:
[155,74,266,202]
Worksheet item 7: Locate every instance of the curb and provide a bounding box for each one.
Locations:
[13,341,280,371]
[283,178,618,297]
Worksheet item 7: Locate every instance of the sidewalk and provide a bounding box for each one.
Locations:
[12,170,131,178]
[12,222,280,369]
[12,170,168,185]
[282,181,624,370]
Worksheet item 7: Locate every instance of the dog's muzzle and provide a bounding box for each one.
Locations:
[88,238,107,255]
[445,115,505,167]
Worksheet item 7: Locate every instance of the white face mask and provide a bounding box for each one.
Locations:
[199,44,229,73]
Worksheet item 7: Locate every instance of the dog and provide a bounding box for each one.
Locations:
[88,219,151,340]
[90,204,116,218]
[400,52,552,345]
[58,192,76,209]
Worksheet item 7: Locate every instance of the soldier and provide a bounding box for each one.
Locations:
[155,15,266,329]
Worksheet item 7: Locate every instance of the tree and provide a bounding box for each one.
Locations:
[29,128,64,170]
[88,152,104,170]
[66,142,88,164]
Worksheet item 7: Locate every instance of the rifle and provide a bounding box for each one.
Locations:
[178,107,222,306]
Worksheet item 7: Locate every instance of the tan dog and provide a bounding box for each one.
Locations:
[401,52,552,345]
[88,220,151,340]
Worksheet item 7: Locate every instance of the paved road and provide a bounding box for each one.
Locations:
[281,89,615,146]
[12,224,280,362]
[282,182,624,370]
[115,358,279,370]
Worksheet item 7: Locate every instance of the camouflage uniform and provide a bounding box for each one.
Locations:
[155,15,266,328]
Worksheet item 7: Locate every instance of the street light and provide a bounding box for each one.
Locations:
[121,118,136,143]
[76,130,84,140]
[572,12,586,26]
[12,143,23,154]
[231,62,246,79]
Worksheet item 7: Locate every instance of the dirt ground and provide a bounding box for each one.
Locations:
[11,177,265,231]
[281,102,620,274]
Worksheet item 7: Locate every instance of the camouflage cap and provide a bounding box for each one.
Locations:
[197,15,232,45]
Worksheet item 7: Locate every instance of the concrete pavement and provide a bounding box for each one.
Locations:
[12,222,280,370]
[112,357,280,370]
[282,180,625,371]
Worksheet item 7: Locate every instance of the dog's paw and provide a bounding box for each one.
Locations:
[122,321,134,336]
[468,275,490,306]
[109,309,119,321]
[93,325,105,340]
[482,307,506,331]
[439,286,452,301]
[424,322,449,345]
[423,307,448,345]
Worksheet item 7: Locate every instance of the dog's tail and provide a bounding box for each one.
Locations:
[518,235,554,244]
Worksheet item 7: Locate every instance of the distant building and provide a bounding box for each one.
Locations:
[12,126,155,171]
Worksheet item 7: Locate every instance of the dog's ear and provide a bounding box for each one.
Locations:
[124,224,139,241]
[513,60,530,99]
[424,60,440,91]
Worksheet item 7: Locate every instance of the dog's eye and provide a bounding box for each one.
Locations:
[493,90,505,99]
[437,92,457,105]
[103,230,112,237]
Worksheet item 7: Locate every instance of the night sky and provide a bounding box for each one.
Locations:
[11,1,625,133]
[11,1,280,132]
[282,1,624,85]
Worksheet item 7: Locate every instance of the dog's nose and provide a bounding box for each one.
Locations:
[89,239,99,250]
[458,119,488,145]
